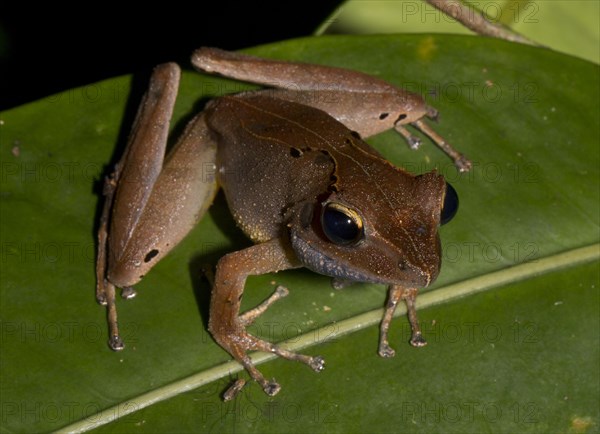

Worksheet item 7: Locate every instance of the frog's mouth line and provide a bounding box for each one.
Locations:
[289,230,429,287]
[290,230,380,284]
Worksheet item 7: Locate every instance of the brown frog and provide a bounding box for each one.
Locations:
[96,47,469,399]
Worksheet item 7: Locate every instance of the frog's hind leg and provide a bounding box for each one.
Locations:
[97,63,219,351]
[97,63,181,350]
[192,47,472,172]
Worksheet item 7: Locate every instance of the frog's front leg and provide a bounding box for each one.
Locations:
[210,238,325,398]
[378,286,426,358]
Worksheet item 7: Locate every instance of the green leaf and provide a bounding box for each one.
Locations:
[1,35,598,433]
[321,0,600,64]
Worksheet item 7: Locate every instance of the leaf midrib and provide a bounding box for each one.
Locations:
[58,243,600,433]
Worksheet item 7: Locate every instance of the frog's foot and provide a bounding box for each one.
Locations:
[97,279,126,351]
[378,285,427,359]
[409,332,427,347]
[378,341,396,358]
[394,124,422,150]
[120,286,137,299]
[426,105,439,122]
[213,328,325,399]
[96,280,135,351]
[412,119,472,172]
[223,378,247,401]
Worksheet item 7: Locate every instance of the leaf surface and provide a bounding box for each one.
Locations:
[0,34,598,433]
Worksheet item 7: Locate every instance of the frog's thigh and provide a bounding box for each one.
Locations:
[192,47,396,93]
[98,62,181,300]
[107,113,218,287]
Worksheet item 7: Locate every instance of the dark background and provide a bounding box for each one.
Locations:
[0,3,341,110]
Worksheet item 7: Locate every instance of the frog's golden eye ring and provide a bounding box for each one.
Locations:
[320,202,364,246]
[441,182,459,225]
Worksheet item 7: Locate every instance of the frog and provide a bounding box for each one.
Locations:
[96,47,470,399]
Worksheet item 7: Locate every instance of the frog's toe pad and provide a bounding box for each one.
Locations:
[264,381,281,396]
[274,285,289,297]
[410,333,427,347]
[121,286,137,299]
[309,356,325,372]
[109,335,125,351]
[378,343,396,358]
[96,293,108,305]
[223,378,246,401]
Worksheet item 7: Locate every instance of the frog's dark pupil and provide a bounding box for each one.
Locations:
[322,206,361,245]
[441,182,459,225]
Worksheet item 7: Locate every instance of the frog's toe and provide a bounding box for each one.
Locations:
[223,378,246,401]
[378,342,396,358]
[409,333,427,347]
[263,381,281,396]
[309,356,325,372]
[108,335,125,351]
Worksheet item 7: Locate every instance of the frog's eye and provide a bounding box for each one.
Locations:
[440,182,459,225]
[321,202,364,245]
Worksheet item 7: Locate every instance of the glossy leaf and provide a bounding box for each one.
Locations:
[322,0,600,63]
[0,35,598,433]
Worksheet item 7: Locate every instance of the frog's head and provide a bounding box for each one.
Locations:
[288,168,458,288]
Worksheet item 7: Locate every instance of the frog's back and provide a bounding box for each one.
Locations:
[206,94,345,242]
